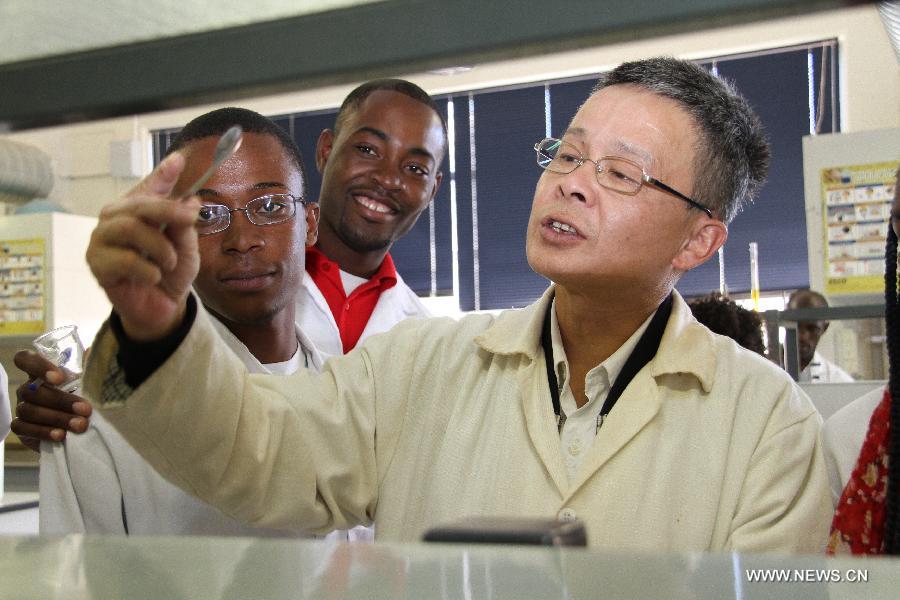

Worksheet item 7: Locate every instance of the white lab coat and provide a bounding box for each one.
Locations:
[800,351,854,383]
[38,317,325,536]
[822,386,885,506]
[295,269,430,359]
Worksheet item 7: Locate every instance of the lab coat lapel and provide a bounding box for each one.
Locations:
[520,359,569,497]
[563,370,662,501]
[358,270,432,350]
[475,286,567,497]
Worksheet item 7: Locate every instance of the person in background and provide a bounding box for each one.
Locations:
[787,289,853,382]
[825,167,900,554]
[298,79,446,357]
[687,292,766,355]
[15,108,339,537]
[29,57,831,552]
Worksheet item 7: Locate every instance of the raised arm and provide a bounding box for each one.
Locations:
[87,151,200,344]
[11,154,199,448]
[82,302,382,535]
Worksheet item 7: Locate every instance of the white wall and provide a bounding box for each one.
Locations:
[2,4,897,218]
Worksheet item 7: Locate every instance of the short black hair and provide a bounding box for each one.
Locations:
[688,292,766,355]
[787,289,829,310]
[165,107,308,198]
[595,57,770,223]
[334,79,447,154]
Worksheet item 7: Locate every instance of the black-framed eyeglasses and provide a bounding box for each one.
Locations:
[197,194,307,236]
[533,138,713,218]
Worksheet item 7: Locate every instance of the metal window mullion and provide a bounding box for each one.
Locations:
[544,84,552,138]
[428,197,437,296]
[468,92,480,311]
[806,49,816,135]
[447,98,460,305]
[829,42,837,133]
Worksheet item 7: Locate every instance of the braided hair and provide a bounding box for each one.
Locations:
[885,216,900,553]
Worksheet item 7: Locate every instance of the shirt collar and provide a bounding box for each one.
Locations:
[475,285,717,393]
[549,296,654,392]
[305,245,398,291]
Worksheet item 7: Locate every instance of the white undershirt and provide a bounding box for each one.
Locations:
[550,299,655,485]
[207,317,310,375]
[263,345,305,375]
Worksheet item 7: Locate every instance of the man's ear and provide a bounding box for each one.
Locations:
[672,218,728,272]
[315,129,335,174]
[304,204,320,247]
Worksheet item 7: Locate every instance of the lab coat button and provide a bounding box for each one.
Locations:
[558,508,577,522]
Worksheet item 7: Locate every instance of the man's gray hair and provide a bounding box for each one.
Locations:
[594,57,770,223]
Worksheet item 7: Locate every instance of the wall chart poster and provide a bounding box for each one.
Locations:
[0,238,45,335]
[823,161,898,295]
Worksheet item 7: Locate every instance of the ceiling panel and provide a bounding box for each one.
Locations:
[0,0,381,65]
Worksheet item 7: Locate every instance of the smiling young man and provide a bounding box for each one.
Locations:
[31,108,327,535]
[32,58,831,551]
[298,80,446,357]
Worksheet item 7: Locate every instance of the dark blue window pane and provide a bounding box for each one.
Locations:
[453,95,477,310]
[151,127,180,164]
[288,110,338,204]
[549,78,597,136]
[463,86,548,311]
[677,48,839,298]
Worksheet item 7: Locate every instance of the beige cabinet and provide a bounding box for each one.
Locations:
[0,212,110,481]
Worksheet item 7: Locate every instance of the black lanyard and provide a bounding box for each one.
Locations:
[541,293,674,432]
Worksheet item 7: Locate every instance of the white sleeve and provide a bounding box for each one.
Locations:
[0,363,10,441]
[39,425,127,534]
[821,387,885,506]
[86,303,394,534]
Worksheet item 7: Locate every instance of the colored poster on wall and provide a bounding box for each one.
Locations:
[823,162,899,295]
[0,238,45,335]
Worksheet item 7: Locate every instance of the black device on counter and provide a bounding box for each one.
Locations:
[422,517,587,546]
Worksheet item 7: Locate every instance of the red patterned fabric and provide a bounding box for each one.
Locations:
[827,388,892,554]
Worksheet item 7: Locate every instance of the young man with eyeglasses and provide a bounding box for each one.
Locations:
[28,58,831,551]
[29,108,333,535]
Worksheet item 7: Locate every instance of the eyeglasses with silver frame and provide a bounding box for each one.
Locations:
[533,138,713,218]
[196,194,307,236]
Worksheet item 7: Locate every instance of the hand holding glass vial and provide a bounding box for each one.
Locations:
[32,325,85,393]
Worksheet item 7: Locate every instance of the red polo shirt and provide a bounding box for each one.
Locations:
[305,246,398,353]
